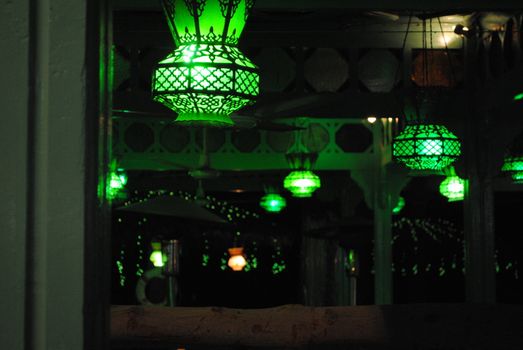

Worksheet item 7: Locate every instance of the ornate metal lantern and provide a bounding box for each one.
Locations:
[393,123,461,171]
[502,156,523,183]
[283,152,321,198]
[260,193,287,213]
[152,0,259,127]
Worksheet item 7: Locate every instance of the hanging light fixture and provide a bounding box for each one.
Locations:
[149,241,166,267]
[260,192,287,213]
[392,196,406,214]
[502,156,523,184]
[501,133,523,184]
[392,17,461,171]
[439,168,466,202]
[152,0,259,127]
[283,170,321,198]
[227,247,247,271]
[107,160,128,200]
[393,123,461,171]
[283,119,321,198]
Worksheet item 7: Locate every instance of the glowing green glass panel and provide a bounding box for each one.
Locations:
[162,0,253,46]
[260,193,287,213]
[514,92,523,101]
[149,250,165,267]
[392,196,406,214]
[283,170,321,198]
[417,139,443,155]
[393,124,461,170]
[439,175,465,202]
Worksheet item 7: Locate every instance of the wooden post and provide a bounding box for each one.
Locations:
[0,0,111,349]
[352,120,408,305]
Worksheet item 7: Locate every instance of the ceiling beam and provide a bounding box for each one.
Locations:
[113,0,523,11]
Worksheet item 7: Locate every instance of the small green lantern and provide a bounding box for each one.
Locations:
[149,241,166,268]
[439,175,465,202]
[392,196,406,214]
[152,0,259,127]
[107,162,128,200]
[260,193,287,213]
[502,156,523,184]
[283,170,321,198]
[393,124,461,171]
[511,171,523,183]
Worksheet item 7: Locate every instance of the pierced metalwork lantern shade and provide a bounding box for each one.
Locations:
[439,175,465,202]
[152,0,259,127]
[260,193,287,213]
[393,124,461,171]
[283,170,321,198]
[502,156,523,183]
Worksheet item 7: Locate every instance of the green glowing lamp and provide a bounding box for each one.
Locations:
[439,175,465,202]
[152,0,259,127]
[283,170,321,198]
[260,193,287,213]
[392,196,406,214]
[511,171,523,183]
[502,156,523,184]
[107,167,128,200]
[149,241,165,268]
[393,124,461,171]
[514,92,523,101]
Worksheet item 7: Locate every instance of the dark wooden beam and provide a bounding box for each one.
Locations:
[113,0,523,11]
[111,304,523,349]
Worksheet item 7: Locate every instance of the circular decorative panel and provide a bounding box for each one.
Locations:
[303,123,329,153]
[254,48,296,92]
[266,131,294,153]
[358,49,400,92]
[304,48,349,92]
[160,125,190,152]
[335,124,372,153]
[231,129,261,152]
[195,128,226,152]
[124,123,154,152]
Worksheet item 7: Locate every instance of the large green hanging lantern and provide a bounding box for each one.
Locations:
[439,175,465,202]
[283,170,321,198]
[393,123,461,171]
[260,193,287,213]
[502,156,523,184]
[152,0,259,127]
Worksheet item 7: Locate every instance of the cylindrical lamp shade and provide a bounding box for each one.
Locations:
[393,124,461,171]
